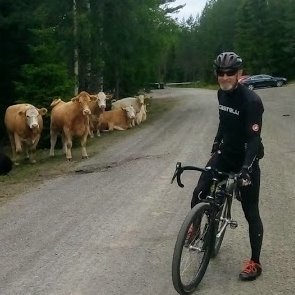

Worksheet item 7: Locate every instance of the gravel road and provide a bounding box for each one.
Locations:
[0,85,294,295]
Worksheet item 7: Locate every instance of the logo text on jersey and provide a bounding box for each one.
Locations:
[219,104,240,116]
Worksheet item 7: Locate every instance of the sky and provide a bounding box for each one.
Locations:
[170,0,208,20]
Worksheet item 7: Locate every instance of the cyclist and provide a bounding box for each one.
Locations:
[190,52,264,281]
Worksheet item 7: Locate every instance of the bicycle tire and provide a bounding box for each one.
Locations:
[211,199,229,258]
[172,202,213,294]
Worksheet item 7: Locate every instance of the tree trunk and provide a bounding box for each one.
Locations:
[73,0,79,95]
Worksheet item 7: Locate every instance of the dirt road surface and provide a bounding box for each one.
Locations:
[0,85,294,295]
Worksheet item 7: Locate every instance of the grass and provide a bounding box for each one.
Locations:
[0,96,178,202]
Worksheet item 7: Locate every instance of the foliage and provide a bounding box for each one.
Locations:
[0,0,294,143]
[14,28,74,107]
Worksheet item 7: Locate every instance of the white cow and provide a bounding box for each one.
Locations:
[135,103,148,125]
[88,92,109,137]
[112,95,145,126]
[4,104,47,164]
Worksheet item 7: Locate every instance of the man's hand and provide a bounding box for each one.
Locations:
[211,141,220,155]
[238,168,252,186]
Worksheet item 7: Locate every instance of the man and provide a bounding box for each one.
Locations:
[0,151,13,175]
[190,52,264,281]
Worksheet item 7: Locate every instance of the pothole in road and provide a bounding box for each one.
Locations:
[74,153,167,174]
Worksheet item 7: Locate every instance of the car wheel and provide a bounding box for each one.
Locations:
[276,81,283,87]
[248,84,254,90]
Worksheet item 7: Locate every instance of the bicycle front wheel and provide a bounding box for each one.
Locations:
[172,202,213,295]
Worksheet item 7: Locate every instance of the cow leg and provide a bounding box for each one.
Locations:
[108,123,114,132]
[80,132,89,159]
[23,143,30,160]
[89,119,94,138]
[96,120,103,135]
[63,128,72,160]
[14,133,23,165]
[96,115,102,136]
[61,133,67,155]
[29,134,40,164]
[113,126,125,131]
[50,130,58,157]
[8,133,17,164]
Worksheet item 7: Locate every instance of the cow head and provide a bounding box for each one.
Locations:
[122,106,136,119]
[19,105,46,129]
[72,91,95,115]
[90,92,108,110]
[136,95,145,107]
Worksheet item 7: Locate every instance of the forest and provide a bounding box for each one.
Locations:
[0,0,294,140]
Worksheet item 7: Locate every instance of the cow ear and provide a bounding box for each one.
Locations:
[106,94,113,100]
[18,110,25,116]
[50,98,59,107]
[71,96,79,102]
[38,108,48,116]
[89,95,98,101]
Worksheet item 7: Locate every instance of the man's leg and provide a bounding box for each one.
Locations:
[239,161,263,280]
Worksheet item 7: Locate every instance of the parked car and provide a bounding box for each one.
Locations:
[148,82,165,89]
[238,75,250,83]
[239,74,287,90]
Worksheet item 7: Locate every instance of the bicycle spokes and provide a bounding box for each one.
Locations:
[179,214,210,286]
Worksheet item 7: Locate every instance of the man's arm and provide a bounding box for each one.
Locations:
[243,98,264,170]
[211,123,223,154]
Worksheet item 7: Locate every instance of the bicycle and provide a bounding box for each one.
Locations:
[171,162,241,295]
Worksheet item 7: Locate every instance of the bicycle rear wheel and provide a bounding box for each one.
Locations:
[211,198,230,258]
[172,202,213,295]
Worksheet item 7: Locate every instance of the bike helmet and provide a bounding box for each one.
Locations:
[213,52,243,71]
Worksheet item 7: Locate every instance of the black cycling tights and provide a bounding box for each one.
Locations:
[191,153,263,264]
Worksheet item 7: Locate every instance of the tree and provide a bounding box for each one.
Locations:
[14,27,74,107]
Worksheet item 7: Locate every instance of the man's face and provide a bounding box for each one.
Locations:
[217,69,242,91]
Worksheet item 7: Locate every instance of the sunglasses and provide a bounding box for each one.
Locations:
[216,70,238,77]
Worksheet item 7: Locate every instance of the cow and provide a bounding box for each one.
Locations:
[111,95,145,127]
[135,103,148,125]
[0,152,13,175]
[98,106,136,132]
[49,91,96,160]
[88,92,109,137]
[4,104,47,165]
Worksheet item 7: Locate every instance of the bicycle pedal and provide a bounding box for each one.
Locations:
[229,220,238,229]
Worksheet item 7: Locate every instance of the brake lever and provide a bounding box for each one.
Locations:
[171,162,184,188]
[171,162,180,184]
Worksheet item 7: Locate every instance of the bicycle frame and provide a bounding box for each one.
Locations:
[171,162,240,248]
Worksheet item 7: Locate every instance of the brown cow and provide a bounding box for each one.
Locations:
[4,104,47,164]
[98,106,136,132]
[49,91,96,160]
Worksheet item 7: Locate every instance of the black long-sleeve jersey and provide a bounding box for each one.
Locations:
[214,83,264,169]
